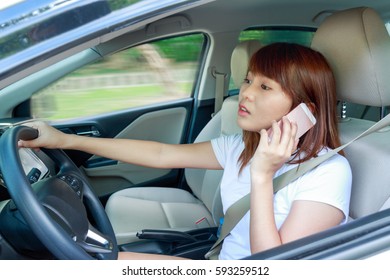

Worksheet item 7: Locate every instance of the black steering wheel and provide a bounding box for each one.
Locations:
[0,125,118,260]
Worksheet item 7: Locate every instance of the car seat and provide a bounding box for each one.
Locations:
[311,7,390,220]
[105,40,262,245]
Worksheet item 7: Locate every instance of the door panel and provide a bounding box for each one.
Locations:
[80,107,188,197]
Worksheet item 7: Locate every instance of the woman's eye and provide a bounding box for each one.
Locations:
[243,78,251,84]
[261,84,271,90]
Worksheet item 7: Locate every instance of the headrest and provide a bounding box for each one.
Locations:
[230,40,262,88]
[311,7,390,107]
[221,95,241,135]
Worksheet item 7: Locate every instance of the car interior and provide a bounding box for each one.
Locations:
[106,6,390,259]
[1,0,390,260]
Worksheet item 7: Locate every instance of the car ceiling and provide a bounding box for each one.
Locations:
[184,0,390,32]
[4,0,390,60]
[96,0,390,62]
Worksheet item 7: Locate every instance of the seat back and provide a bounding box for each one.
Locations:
[185,40,261,224]
[311,7,390,219]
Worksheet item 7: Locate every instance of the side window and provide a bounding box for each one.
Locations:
[229,28,315,91]
[31,33,205,120]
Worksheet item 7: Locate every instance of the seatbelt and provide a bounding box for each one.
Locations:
[205,113,390,259]
[211,67,227,117]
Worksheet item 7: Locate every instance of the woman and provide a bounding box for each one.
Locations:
[19,43,352,260]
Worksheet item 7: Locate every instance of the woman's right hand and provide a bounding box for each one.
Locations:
[18,121,68,150]
[250,117,298,183]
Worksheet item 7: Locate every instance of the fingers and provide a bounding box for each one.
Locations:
[18,139,40,149]
[267,117,296,142]
[261,117,298,155]
[287,120,298,154]
[280,117,298,153]
[17,121,54,149]
[21,120,46,130]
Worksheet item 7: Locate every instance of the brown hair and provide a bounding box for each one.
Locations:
[239,42,342,170]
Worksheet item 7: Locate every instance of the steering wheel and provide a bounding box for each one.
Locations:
[0,125,118,260]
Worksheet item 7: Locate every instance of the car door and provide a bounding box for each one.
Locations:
[30,33,208,201]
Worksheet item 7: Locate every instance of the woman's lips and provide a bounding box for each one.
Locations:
[238,104,250,116]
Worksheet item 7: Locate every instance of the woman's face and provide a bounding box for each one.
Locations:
[237,72,293,132]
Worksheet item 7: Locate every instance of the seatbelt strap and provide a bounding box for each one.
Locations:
[212,68,227,117]
[206,113,390,259]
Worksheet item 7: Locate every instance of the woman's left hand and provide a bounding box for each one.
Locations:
[250,117,298,183]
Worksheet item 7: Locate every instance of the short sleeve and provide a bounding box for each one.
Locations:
[293,154,352,221]
[211,134,242,169]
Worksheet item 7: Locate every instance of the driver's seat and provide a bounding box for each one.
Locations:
[311,7,390,220]
[105,40,261,245]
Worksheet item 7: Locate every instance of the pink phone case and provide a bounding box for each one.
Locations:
[267,103,316,140]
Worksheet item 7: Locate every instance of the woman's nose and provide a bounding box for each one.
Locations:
[240,85,255,102]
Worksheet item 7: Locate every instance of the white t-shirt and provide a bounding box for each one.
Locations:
[211,134,352,260]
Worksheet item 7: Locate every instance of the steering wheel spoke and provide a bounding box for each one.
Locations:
[57,174,84,199]
[75,225,115,255]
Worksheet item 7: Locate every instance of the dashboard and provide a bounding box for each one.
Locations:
[19,148,50,184]
[0,147,51,189]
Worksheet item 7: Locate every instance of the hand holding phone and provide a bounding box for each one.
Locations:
[267,103,316,140]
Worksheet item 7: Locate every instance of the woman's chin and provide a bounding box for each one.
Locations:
[237,120,257,133]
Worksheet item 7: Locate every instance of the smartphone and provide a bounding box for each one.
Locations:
[267,103,316,140]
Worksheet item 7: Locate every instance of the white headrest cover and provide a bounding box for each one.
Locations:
[230,40,262,88]
[311,7,390,107]
[221,95,241,135]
